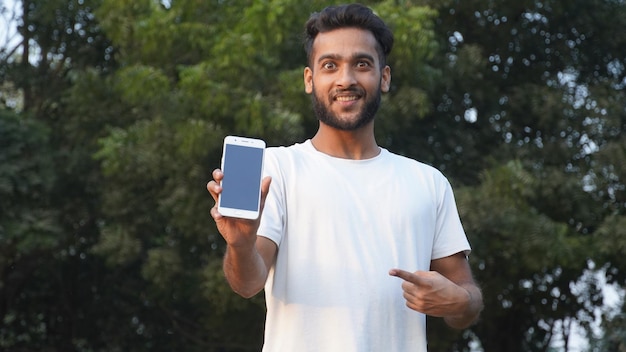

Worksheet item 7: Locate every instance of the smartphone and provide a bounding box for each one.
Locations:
[217,136,266,219]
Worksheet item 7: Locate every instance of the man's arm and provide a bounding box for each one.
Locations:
[430,252,483,329]
[389,252,483,329]
[223,236,277,298]
[208,169,276,298]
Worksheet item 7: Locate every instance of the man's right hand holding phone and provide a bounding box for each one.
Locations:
[207,168,272,247]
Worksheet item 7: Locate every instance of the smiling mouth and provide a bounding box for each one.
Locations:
[335,95,360,102]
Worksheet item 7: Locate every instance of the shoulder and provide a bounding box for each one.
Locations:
[266,140,310,158]
[381,150,455,201]
[263,141,315,178]
[383,149,447,180]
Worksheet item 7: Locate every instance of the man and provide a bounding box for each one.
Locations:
[207,4,483,351]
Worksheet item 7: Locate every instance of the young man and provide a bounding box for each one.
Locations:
[207,4,483,351]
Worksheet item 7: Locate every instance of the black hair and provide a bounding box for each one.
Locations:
[304,3,394,68]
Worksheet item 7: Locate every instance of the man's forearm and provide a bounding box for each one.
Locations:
[444,283,484,329]
[223,243,269,298]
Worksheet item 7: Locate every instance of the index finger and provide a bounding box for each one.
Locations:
[389,268,428,286]
[206,169,224,202]
[212,168,224,181]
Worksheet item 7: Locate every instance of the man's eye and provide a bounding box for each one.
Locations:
[322,62,336,70]
[356,61,371,68]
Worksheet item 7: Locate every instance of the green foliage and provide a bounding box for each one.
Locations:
[594,215,626,283]
[0,111,59,250]
[456,162,589,349]
[376,3,439,86]
[0,110,60,349]
[591,310,626,352]
[92,224,143,266]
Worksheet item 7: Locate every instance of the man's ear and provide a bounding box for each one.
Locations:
[304,67,313,94]
[381,65,391,93]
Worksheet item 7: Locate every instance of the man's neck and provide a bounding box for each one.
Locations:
[310,124,380,160]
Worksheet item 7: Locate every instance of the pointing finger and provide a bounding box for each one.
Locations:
[389,268,429,286]
[389,268,413,280]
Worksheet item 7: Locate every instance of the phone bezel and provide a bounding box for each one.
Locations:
[217,135,266,220]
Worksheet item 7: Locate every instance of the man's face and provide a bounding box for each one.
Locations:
[304,27,391,131]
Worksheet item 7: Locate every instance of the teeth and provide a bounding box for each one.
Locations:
[336,96,358,102]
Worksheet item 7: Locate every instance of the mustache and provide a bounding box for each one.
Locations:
[331,87,364,98]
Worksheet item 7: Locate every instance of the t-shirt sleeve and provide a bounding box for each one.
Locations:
[432,177,471,259]
[257,148,284,247]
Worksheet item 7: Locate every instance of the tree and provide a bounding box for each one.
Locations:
[412,0,626,350]
[0,110,61,349]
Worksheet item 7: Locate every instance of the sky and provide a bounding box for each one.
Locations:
[0,0,20,52]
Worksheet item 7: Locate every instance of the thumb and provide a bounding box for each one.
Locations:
[257,176,272,213]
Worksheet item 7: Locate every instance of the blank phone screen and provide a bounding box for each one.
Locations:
[220,144,264,211]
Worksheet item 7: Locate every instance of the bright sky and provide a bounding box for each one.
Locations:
[0,0,21,51]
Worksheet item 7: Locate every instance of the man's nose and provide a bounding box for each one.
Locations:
[335,67,357,88]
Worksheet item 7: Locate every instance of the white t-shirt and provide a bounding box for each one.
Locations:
[258,140,471,352]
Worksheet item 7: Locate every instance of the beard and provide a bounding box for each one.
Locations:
[311,85,382,131]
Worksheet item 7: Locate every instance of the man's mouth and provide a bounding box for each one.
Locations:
[333,88,363,102]
[335,95,360,102]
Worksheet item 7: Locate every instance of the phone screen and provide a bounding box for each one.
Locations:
[220,144,264,211]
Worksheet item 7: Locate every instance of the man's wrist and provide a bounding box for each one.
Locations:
[445,284,483,329]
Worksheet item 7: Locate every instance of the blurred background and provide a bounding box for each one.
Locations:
[1,0,625,351]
